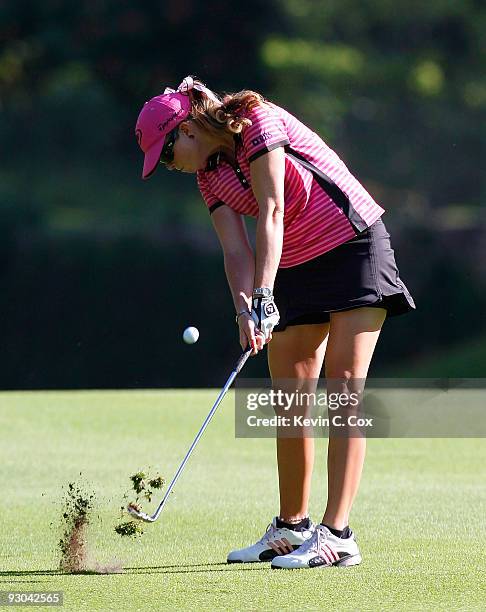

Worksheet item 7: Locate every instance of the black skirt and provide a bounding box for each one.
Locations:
[273,218,415,332]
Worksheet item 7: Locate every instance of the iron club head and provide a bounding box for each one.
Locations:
[126,504,155,523]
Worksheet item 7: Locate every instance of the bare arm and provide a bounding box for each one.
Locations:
[210,146,286,351]
[250,147,286,290]
[211,205,254,313]
[211,205,264,352]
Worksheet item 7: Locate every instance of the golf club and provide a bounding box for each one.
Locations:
[127,346,253,522]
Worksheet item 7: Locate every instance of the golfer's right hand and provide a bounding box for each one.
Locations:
[238,312,265,355]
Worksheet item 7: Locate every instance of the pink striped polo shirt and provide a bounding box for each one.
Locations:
[196,102,384,268]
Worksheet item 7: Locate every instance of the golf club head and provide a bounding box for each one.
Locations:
[126,504,155,523]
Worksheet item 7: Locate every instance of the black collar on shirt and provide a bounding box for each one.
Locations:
[204,134,243,171]
[205,153,221,171]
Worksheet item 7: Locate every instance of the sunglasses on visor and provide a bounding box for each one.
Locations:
[159,127,179,165]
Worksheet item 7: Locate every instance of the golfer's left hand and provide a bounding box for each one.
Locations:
[251,296,280,343]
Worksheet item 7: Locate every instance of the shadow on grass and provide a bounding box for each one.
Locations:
[0,579,51,584]
[0,563,269,578]
[123,562,270,575]
[0,570,64,578]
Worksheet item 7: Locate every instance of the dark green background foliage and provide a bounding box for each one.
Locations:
[1,1,485,387]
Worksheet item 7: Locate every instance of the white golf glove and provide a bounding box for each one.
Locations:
[251,295,280,341]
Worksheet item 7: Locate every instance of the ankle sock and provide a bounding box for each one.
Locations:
[276,516,310,531]
[321,523,351,538]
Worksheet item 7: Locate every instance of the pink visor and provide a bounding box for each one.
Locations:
[135,91,191,179]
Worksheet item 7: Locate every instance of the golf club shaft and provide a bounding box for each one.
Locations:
[149,346,252,521]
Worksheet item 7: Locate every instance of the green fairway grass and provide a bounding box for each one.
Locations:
[1,390,485,611]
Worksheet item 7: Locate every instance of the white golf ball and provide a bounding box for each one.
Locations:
[183,326,199,344]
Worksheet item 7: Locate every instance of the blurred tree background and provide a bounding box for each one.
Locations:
[0,0,485,388]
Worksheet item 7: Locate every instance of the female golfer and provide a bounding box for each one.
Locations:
[135,76,414,569]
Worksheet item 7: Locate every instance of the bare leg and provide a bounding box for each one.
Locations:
[322,307,386,530]
[268,323,329,521]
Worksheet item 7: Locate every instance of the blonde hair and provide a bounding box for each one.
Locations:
[186,77,266,136]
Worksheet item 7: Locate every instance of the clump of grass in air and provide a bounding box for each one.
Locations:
[115,470,165,538]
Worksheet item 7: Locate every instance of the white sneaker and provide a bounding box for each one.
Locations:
[271,524,362,569]
[227,517,314,563]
